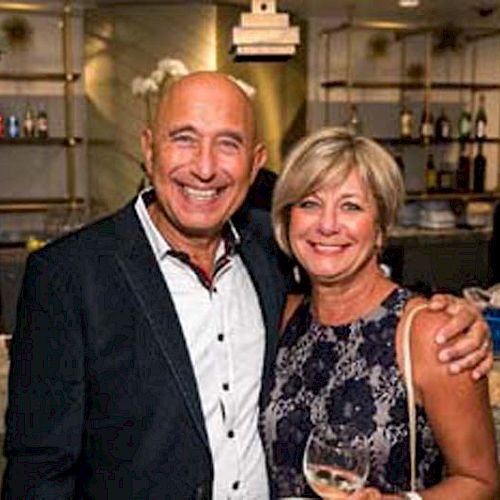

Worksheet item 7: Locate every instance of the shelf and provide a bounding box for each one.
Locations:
[0,198,85,213]
[405,191,500,202]
[321,80,500,91]
[378,137,500,146]
[0,72,81,82]
[0,137,83,146]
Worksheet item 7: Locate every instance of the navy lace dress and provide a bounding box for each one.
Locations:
[259,288,443,498]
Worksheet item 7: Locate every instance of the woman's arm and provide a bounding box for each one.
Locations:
[397,301,499,499]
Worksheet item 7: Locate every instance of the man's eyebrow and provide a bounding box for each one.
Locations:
[218,130,245,145]
[168,125,198,137]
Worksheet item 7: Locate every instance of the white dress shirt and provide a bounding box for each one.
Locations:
[135,192,269,500]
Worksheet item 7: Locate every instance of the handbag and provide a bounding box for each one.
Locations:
[401,303,428,492]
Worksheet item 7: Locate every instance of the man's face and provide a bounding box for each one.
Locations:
[141,74,266,245]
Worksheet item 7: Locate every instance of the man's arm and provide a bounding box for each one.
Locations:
[2,252,84,499]
[428,294,492,380]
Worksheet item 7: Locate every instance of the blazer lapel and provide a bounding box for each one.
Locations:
[112,203,210,449]
[238,231,283,409]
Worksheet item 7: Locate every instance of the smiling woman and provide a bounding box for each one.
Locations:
[260,126,499,499]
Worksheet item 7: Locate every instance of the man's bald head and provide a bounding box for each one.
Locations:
[154,71,258,143]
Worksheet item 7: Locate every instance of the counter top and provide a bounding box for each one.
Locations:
[388,225,492,244]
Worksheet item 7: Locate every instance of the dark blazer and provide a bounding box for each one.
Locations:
[2,199,289,499]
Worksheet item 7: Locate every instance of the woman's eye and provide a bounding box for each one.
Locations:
[296,199,319,209]
[342,201,362,211]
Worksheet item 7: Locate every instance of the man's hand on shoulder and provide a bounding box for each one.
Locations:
[428,293,492,380]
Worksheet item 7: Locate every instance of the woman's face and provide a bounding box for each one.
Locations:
[289,169,382,286]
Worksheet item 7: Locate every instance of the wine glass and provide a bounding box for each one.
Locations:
[303,422,370,499]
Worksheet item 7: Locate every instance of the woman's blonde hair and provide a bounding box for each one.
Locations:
[272,126,405,257]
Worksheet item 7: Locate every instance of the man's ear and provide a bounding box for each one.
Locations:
[140,128,154,177]
[250,142,268,184]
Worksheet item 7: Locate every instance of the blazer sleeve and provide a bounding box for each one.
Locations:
[2,251,84,499]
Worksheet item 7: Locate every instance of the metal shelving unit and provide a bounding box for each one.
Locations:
[320,20,500,201]
[0,0,83,213]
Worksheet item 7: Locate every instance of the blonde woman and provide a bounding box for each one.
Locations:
[260,127,498,499]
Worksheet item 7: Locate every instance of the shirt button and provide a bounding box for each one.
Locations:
[227,430,235,439]
[232,481,240,490]
[217,333,224,342]
[222,383,229,391]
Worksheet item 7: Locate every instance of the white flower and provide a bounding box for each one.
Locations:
[157,57,190,77]
[142,77,159,94]
[227,75,256,99]
[150,68,166,85]
[131,76,146,96]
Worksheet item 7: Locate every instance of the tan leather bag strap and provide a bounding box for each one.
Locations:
[402,303,428,492]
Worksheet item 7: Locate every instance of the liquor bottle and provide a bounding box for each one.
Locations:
[475,94,487,141]
[399,106,413,139]
[425,153,438,192]
[458,105,472,143]
[345,103,362,135]
[7,114,20,138]
[438,163,454,192]
[473,143,486,193]
[456,143,471,192]
[22,102,35,138]
[36,105,49,138]
[420,108,434,144]
[435,108,451,141]
[395,153,405,174]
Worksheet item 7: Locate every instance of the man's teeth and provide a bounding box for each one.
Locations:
[183,186,219,200]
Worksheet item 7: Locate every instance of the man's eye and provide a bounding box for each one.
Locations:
[172,134,196,145]
[218,139,240,153]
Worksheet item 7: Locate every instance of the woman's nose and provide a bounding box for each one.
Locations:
[318,207,339,234]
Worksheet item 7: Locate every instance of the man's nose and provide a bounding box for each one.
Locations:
[194,141,216,181]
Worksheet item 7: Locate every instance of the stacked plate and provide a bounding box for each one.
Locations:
[418,201,456,229]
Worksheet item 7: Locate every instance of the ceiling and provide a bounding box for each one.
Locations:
[87,0,500,25]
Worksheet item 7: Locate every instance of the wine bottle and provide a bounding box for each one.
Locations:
[435,108,451,141]
[420,108,434,144]
[475,94,487,141]
[345,104,362,135]
[425,153,438,192]
[473,143,486,193]
[36,105,49,138]
[458,105,472,143]
[7,114,20,138]
[395,153,405,178]
[438,163,454,192]
[23,102,35,138]
[399,106,413,139]
[456,143,471,192]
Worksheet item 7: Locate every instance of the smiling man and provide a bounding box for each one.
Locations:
[2,72,493,500]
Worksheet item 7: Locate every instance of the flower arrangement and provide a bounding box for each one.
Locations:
[131,57,256,126]
[131,57,190,125]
